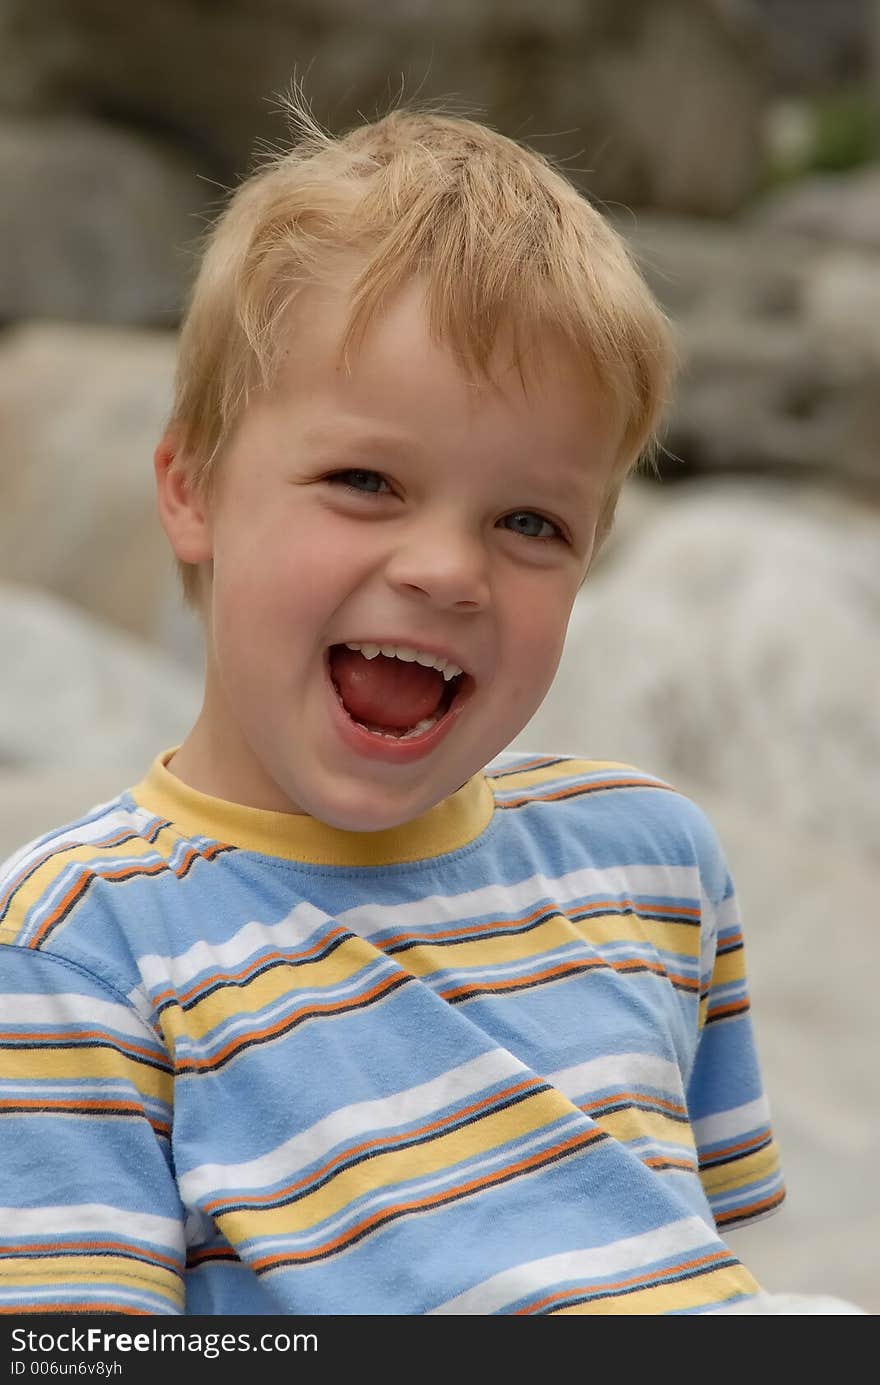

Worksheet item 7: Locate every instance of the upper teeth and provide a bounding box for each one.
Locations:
[344,641,463,681]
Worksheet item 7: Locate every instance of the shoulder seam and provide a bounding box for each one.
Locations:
[0,928,166,1047]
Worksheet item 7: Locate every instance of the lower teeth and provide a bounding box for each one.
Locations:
[362,712,441,740]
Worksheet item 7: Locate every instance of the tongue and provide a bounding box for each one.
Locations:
[329,647,447,730]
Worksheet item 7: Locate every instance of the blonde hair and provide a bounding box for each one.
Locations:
[169,91,678,607]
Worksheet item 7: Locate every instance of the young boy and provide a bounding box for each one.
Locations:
[0,98,786,1316]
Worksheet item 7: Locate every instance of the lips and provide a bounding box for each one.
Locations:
[323,647,475,763]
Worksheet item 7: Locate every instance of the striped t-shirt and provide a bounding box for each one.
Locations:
[0,749,784,1315]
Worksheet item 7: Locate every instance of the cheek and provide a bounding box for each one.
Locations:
[510,583,574,658]
[500,589,573,710]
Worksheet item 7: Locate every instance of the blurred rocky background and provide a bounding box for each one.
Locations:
[0,0,877,1312]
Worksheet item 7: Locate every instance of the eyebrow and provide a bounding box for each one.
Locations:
[301,423,425,460]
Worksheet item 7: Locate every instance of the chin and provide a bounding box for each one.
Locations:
[311,787,435,835]
[317,807,413,834]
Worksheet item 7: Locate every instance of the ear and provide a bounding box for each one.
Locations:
[153,431,214,564]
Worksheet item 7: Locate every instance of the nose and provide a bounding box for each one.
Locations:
[384,513,490,611]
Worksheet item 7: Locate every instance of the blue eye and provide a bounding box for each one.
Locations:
[502,511,562,541]
[328,469,389,495]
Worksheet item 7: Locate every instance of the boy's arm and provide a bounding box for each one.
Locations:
[0,938,186,1314]
[685,824,786,1235]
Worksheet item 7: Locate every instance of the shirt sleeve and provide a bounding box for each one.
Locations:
[0,934,186,1314]
[684,821,786,1233]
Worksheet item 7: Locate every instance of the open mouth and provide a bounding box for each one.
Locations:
[325,644,473,742]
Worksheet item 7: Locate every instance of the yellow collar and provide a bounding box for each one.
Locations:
[129,748,496,866]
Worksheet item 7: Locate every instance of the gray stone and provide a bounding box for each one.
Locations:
[750,166,880,251]
[0,322,203,662]
[0,0,767,217]
[622,211,880,488]
[0,582,201,774]
[0,118,207,325]
[512,477,880,863]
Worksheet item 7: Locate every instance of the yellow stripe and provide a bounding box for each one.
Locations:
[551,1261,761,1314]
[0,834,173,944]
[490,759,641,793]
[385,914,698,987]
[217,1087,575,1236]
[1,1048,171,1103]
[0,1256,182,1302]
[593,1106,695,1151]
[572,913,699,954]
[157,934,379,1042]
[700,1141,782,1196]
[710,951,746,990]
[390,913,588,981]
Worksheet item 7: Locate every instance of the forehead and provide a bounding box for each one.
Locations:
[273,276,623,470]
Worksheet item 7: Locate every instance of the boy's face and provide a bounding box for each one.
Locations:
[160,276,622,831]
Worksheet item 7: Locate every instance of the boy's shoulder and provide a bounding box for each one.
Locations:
[484,747,699,820]
[484,748,675,789]
[484,749,733,897]
[0,784,169,952]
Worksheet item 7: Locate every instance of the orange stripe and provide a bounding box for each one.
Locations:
[515,1247,734,1313]
[642,1157,697,1172]
[699,1130,770,1163]
[0,1031,165,1068]
[706,1000,749,1022]
[498,777,676,810]
[0,828,140,915]
[0,1305,152,1315]
[176,971,407,1073]
[187,1247,237,1266]
[0,1030,164,1064]
[0,1098,169,1136]
[440,956,698,1003]
[203,1076,544,1213]
[581,1091,688,1118]
[1,1240,179,1270]
[1,1098,157,1115]
[379,897,700,951]
[28,844,227,948]
[154,927,351,1009]
[714,1189,785,1226]
[251,1127,605,1269]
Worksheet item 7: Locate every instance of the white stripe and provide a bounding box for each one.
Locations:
[489,765,667,802]
[546,1052,685,1103]
[691,1095,771,1145]
[0,806,148,881]
[0,1080,139,1095]
[0,1202,183,1248]
[172,956,394,1056]
[0,991,160,1042]
[258,1113,588,1259]
[178,1049,530,1204]
[339,862,700,942]
[420,941,697,993]
[429,1215,720,1314]
[0,1284,178,1312]
[707,1173,782,1213]
[133,900,339,994]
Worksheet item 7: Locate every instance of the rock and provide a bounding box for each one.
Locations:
[741,0,872,91]
[511,477,880,862]
[706,787,879,1313]
[0,321,203,664]
[749,166,880,251]
[0,583,201,776]
[0,118,207,325]
[622,210,880,488]
[0,0,767,218]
